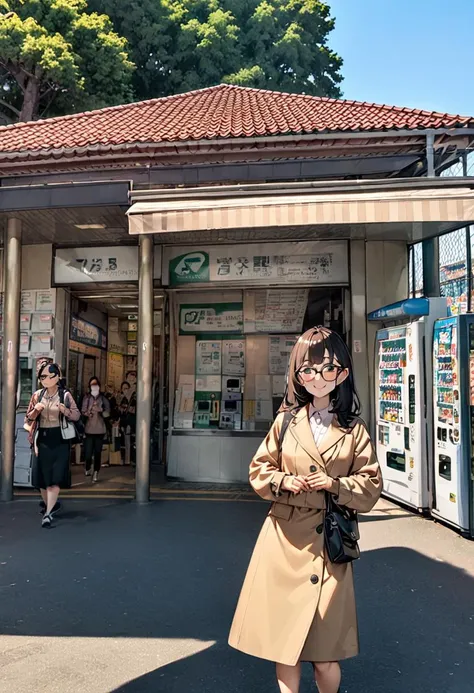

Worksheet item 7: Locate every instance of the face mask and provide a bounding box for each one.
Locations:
[91,386,100,397]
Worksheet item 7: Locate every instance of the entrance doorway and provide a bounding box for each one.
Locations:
[66,286,165,491]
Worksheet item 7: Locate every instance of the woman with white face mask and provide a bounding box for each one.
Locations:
[81,377,110,483]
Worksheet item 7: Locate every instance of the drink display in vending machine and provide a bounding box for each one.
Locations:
[432,315,474,537]
[369,298,447,512]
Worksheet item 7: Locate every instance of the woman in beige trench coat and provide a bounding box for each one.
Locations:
[229,327,382,693]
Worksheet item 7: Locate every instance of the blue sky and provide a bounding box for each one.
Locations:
[329,0,474,116]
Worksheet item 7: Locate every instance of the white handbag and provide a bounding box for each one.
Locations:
[60,417,77,441]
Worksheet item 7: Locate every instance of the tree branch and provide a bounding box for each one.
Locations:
[0,98,20,117]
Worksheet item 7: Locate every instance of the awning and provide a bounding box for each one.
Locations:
[127,180,474,241]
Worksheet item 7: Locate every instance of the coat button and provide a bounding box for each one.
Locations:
[309,465,317,473]
[316,524,324,534]
[310,574,319,585]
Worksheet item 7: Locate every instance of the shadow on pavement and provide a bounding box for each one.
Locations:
[1,500,473,692]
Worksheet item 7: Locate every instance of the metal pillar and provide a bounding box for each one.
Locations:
[1,218,22,502]
[422,132,440,297]
[135,236,154,503]
[422,237,441,297]
[462,152,473,312]
[426,132,435,177]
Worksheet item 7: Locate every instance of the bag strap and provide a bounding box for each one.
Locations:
[277,410,293,460]
[37,388,46,403]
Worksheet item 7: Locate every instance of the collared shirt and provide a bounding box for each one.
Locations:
[308,404,334,448]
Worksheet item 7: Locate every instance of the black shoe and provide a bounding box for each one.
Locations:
[41,513,53,528]
[39,501,61,517]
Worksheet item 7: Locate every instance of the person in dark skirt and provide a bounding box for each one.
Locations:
[25,362,80,528]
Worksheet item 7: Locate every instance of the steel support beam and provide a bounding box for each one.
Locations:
[1,218,22,502]
[135,235,154,503]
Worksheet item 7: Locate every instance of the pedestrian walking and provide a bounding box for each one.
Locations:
[229,327,382,693]
[25,361,81,529]
[81,377,110,483]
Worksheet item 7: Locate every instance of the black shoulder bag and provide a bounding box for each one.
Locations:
[324,492,360,564]
[277,409,360,564]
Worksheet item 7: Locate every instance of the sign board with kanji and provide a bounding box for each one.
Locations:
[163,242,348,287]
[54,246,162,284]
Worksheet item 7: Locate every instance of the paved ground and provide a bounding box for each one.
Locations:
[14,464,255,501]
[0,495,473,693]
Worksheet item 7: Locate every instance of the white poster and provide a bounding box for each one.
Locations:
[195,375,221,392]
[54,246,162,283]
[164,242,349,286]
[269,335,298,375]
[196,340,222,375]
[222,339,246,375]
[36,289,56,312]
[31,314,53,332]
[21,291,35,312]
[245,289,308,333]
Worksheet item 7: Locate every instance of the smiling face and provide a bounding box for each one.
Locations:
[297,349,349,402]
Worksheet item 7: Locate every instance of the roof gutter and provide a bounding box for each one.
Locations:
[129,176,474,203]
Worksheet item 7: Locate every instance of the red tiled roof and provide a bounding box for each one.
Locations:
[0,84,472,157]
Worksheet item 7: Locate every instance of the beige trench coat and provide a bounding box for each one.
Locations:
[228,405,382,666]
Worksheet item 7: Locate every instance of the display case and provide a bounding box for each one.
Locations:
[378,331,407,424]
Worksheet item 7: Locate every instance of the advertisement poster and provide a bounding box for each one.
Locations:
[36,289,56,312]
[222,339,245,375]
[196,340,222,375]
[165,242,349,286]
[31,313,53,332]
[179,304,243,335]
[269,335,298,375]
[71,316,107,350]
[244,289,308,333]
[107,352,124,391]
[21,291,35,312]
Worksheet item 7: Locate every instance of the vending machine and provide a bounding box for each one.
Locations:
[368,298,447,512]
[432,315,474,537]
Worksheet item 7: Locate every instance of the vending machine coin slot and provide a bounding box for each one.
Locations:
[438,454,452,481]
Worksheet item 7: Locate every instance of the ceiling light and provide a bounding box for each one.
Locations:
[75,223,106,230]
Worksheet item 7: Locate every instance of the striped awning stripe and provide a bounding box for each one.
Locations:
[127,186,474,235]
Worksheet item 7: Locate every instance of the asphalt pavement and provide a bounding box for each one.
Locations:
[0,495,473,693]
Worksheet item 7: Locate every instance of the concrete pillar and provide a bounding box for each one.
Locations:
[135,236,154,503]
[1,218,22,502]
[349,240,369,421]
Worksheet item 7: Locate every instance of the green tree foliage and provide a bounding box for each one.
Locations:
[0,0,134,122]
[89,0,343,101]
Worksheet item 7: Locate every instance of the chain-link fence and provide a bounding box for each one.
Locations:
[408,152,474,313]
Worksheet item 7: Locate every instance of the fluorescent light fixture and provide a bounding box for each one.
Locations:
[75,223,106,230]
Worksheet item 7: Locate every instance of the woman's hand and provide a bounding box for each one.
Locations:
[306,469,335,492]
[34,402,45,413]
[58,403,67,416]
[281,475,311,494]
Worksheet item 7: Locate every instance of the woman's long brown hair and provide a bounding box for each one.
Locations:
[280,326,361,428]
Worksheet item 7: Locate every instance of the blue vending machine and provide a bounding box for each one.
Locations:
[432,315,474,537]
